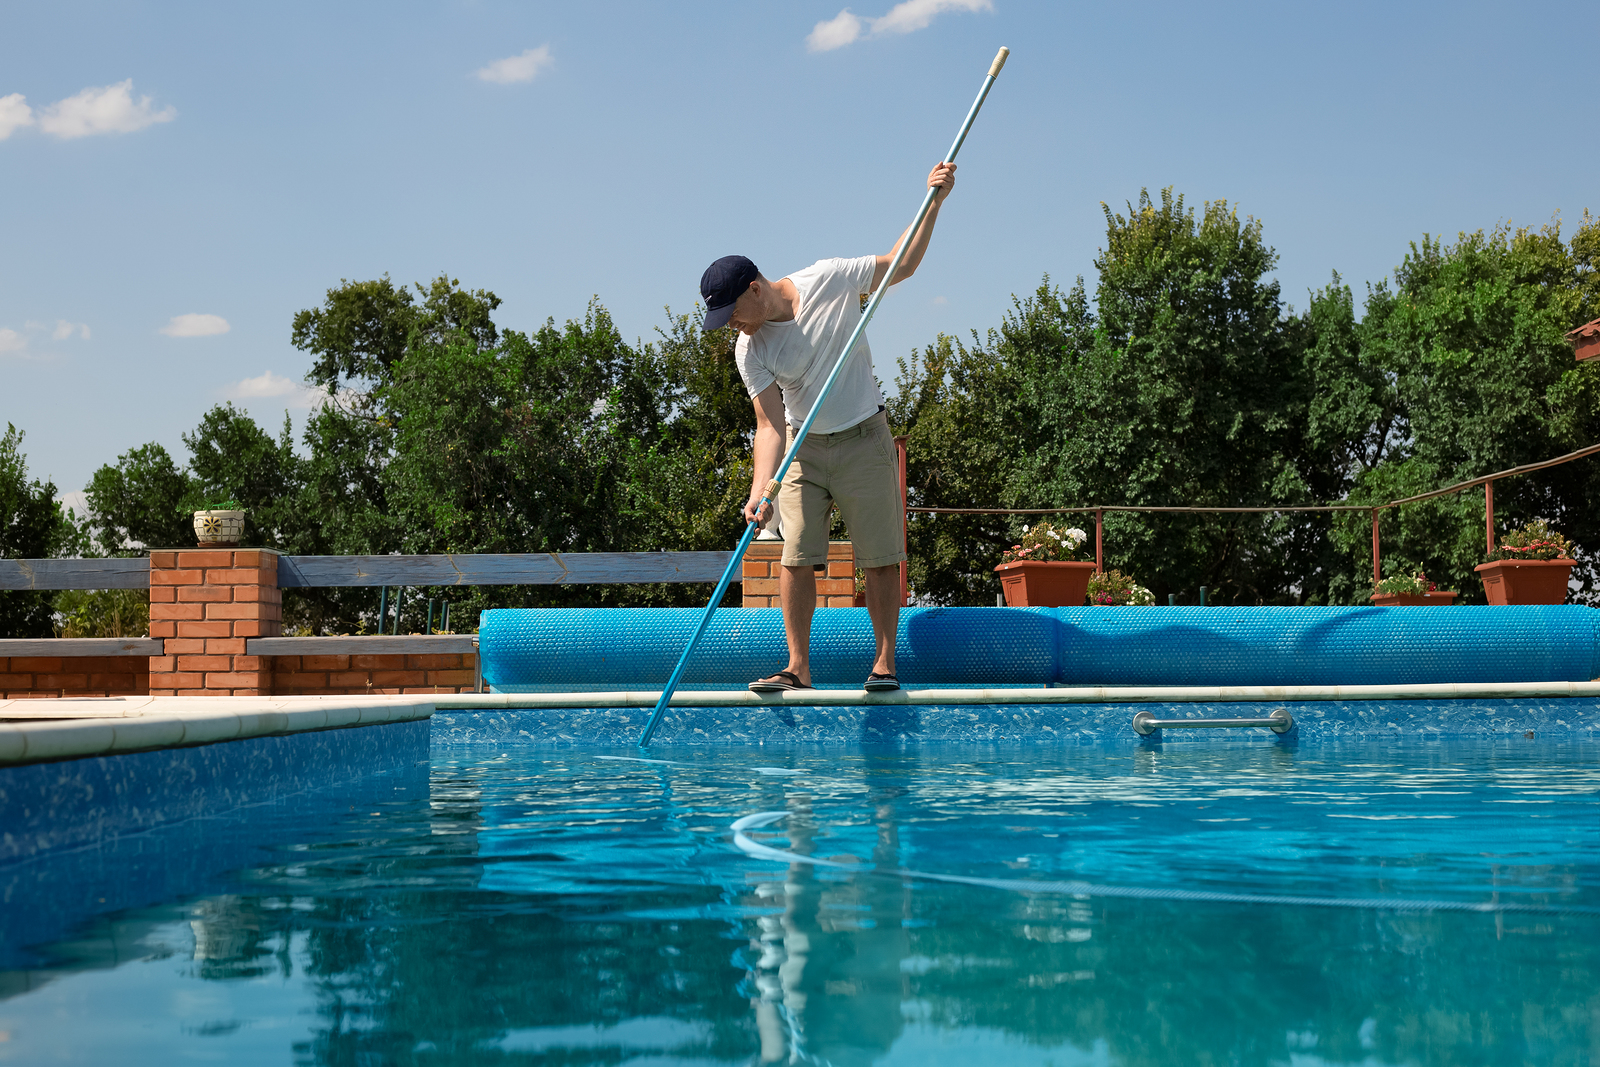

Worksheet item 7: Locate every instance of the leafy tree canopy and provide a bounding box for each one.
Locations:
[38,202,1600,635]
[0,425,76,636]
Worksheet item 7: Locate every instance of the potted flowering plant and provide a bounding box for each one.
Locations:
[193,498,246,547]
[1370,570,1457,606]
[1474,518,1575,605]
[1088,569,1156,606]
[994,521,1096,607]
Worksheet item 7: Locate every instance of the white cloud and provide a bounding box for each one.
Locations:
[222,370,322,409]
[160,313,230,337]
[0,93,34,140]
[875,0,990,35]
[807,0,991,51]
[57,490,89,518]
[476,45,554,85]
[4,319,89,354]
[37,79,176,139]
[807,11,866,52]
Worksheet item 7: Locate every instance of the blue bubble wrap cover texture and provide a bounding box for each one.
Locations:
[478,607,1058,690]
[478,605,1600,690]
[1054,606,1600,686]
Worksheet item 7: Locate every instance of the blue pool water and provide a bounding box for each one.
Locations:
[2,738,1597,1065]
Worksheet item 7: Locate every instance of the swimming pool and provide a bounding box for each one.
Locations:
[2,736,1596,1065]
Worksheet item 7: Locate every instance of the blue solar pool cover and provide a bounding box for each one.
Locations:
[478,605,1600,690]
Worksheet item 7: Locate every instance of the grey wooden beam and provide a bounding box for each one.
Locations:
[277,551,737,588]
[247,635,478,655]
[0,552,742,590]
[0,638,163,657]
[0,558,149,590]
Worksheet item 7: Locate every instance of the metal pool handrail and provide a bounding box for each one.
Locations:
[905,439,1600,582]
[1132,709,1294,735]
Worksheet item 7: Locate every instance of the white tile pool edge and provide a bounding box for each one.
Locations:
[0,696,434,766]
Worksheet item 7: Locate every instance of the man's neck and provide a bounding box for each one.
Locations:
[766,278,799,323]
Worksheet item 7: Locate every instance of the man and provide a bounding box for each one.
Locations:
[698,162,956,693]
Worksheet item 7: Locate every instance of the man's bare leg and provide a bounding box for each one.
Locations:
[777,564,817,685]
[862,563,901,676]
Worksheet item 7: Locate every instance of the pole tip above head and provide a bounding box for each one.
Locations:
[989,46,1010,77]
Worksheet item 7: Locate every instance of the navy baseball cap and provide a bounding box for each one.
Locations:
[700,255,759,331]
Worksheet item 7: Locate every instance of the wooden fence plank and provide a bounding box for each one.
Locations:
[0,558,149,591]
[1,552,739,590]
[247,635,477,655]
[0,638,163,657]
[277,552,736,588]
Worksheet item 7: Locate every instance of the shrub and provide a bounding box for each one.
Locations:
[1487,518,1573,562]
[1088,568,1155,606]
[54,589,150,638]
[1373,571,1437,596]
[1000,521,1088,564]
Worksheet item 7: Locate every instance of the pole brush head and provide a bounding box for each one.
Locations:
[989,46,1010,77]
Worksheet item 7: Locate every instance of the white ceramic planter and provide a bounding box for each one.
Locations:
[193,510,245,547]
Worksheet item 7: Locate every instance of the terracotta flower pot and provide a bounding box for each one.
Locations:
[193,510,245,547]
[1474,558,1575,605]
[995,560,1097,607]
[1370,591,1458,606]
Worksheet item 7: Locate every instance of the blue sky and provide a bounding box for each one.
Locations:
[4,0,1597,511]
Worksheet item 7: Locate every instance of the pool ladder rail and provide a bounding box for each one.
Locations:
[1132,708,1294,736]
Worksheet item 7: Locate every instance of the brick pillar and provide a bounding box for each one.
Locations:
[742,542,782,608]
[742,541,856,609]
[148,549,280,696]
[818,542,857,607]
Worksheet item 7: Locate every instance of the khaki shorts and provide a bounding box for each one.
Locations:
[779,409,907,569]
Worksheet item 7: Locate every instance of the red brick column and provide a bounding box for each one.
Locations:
[742,541,856,608]
[148,549,280,696]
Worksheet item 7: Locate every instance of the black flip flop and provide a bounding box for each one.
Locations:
[864,672,900,692]
[750,670,813,693]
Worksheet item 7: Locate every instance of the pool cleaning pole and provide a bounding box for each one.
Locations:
[637,46,1011,747]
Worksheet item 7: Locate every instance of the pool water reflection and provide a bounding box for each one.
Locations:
[1,740,1596,1065]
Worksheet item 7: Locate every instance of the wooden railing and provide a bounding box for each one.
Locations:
[0,551,737,591]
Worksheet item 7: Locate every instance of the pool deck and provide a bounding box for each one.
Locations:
[0,695,433,766]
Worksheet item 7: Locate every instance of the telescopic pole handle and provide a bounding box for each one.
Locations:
[989,46,1010,77]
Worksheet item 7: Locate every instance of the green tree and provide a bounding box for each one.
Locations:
[894,189,1342,605]
[83,442,193,554]
[183,403,303,548]
[1331,214,1600,603]
[0,425,75,637]
[277,274,504,632]
[376,303,752,619]
[291,273,501,402]
[889,322,1035,604]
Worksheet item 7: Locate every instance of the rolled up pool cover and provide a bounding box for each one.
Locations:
[478,605,1600,690]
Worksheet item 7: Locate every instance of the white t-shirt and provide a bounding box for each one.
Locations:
[734,256,885,434]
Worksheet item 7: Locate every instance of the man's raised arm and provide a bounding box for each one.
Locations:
[870,161,957,292]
